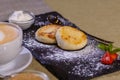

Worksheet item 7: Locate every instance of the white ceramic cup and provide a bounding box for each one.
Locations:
[0,22,22,66]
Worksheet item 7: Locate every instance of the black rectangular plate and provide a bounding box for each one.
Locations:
[23,11,120,80]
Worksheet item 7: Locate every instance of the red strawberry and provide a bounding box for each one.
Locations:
[101,52,114,65]
[110,53,118,61]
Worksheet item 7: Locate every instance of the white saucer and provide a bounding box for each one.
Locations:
[0,47,33,77]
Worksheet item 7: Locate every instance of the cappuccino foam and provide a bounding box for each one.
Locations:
[0,24,19,45]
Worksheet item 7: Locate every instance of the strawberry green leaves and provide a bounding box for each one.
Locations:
[98,43,120,53]
[111,48,120,53]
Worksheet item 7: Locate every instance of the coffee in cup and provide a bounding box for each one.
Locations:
[0,22,22,66]
[0,24,19,44]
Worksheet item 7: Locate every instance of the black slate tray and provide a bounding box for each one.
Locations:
[23,11,120,80]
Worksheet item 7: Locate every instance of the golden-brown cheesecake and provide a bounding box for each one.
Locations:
[35,24,61,44]
[55,26,87,50]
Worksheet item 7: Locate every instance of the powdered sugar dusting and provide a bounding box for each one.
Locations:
[44,43,97,61]
[23,30,51,50]
[24,38,51,49]
[41,39,112,77]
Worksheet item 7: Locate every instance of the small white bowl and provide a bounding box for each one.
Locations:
[8,11,35,30]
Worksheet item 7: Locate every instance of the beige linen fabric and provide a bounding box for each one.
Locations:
[0,0,52,21]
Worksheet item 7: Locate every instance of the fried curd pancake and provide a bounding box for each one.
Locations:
[35,24,61,44]
[56,26,87,50]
